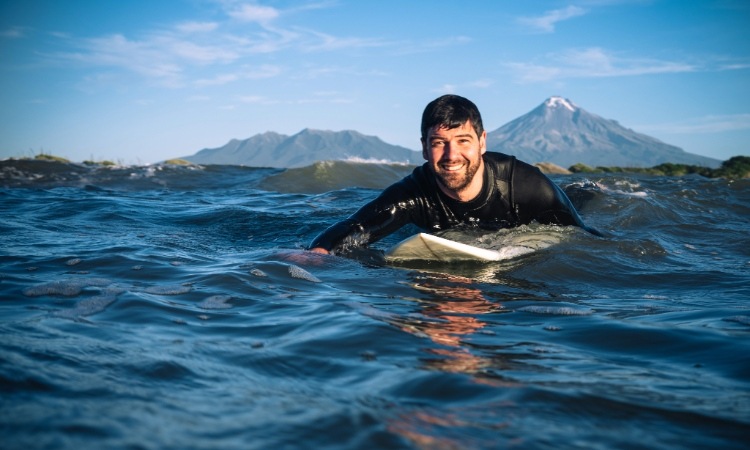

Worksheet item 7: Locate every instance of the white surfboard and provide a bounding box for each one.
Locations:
[384,233,537,262]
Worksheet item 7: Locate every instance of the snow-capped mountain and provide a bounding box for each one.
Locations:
[487,97,720,168]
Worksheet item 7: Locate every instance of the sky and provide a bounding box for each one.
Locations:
[1,0,749,164]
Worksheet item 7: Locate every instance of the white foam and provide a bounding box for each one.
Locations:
[53,287,125,318]
[144,284,192,295]
[249,268,268,277]
[198,295,233,310]
[288,265,321,283]
[518,305,593,316]
[344,157,412,166]
[724,315,750,326]
[23,278,112,297]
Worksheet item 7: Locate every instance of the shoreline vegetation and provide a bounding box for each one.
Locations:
[567,156,750,179]
[6,153,750,179]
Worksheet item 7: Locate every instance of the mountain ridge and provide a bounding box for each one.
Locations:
[179,97,721,168]
[182,128,421,168]
[486,96,719,168]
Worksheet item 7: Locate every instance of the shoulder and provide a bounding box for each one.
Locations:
[483,151,515,167]
[483,152,520,180]
[483,152,546,181]
[349,164,431,222]
[400,163,432,191]
[373,164,428,201]
[483,152,558,202]
[512,161,560,204]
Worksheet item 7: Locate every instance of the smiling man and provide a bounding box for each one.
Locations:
[308,94,600,255]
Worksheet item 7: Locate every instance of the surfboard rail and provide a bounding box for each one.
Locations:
[385,233,513,262]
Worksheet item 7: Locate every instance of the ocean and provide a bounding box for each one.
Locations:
[1,159,749,449]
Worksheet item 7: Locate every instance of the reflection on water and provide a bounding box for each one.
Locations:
[388,406,515,450]
[385,271,552,379]
[384,272,522,448]
[406,273,500,372]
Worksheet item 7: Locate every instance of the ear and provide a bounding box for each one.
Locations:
[479,131,487,155]
[421,137,428,160]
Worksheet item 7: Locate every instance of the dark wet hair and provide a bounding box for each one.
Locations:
[420,94,484,140]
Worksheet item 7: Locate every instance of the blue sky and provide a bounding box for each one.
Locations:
[1,0,748,164]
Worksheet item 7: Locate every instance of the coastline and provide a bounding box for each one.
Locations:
[3,153,749,179]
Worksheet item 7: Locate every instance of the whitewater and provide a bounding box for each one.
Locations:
[1,159,748,449]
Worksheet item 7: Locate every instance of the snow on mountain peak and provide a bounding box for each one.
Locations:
[545,96,577,112]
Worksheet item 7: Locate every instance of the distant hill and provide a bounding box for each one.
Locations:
[178,96,721,169]
[487,97,721,168]
[181,129,421,168]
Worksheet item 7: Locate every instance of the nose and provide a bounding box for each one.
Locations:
[442,141,460,160]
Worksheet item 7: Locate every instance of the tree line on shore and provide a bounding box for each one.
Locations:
[568,156,749,179]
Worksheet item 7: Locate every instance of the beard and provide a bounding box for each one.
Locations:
[433,157,482,194]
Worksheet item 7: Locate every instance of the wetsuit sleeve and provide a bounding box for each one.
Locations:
[513,162,603,236]
[308,181,420,253]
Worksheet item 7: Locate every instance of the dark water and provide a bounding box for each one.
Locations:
[1,159,749,449]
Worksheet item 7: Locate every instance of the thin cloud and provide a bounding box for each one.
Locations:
[194,73,240,87]
[468,78,493,88]
[186,95,212,102]
[300,30,390,52]
[37,1,393,88]
[194,64,281,86]
[175,22,219,33]
[433,79,493,94]
[719,63,750,70]
[637,114,750,134]
[293,65,388,80]
[517,6,588,33]
[295,95,354,104]
[228,4,280,23]
[237,92,352,105]
[167,39,239,64]
[393,35,472,55]
[62,34,185,86]
[53,32,241,87]
[506,47,697,82]
[243,64,282,78]
[285,1,339,14]
[436,84,457,94]
[311,90,354,104]
[1,26,27,39]
[238,95,278,105]
[223,0,336,21]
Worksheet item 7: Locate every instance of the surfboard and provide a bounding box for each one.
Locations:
[384,232,537,262]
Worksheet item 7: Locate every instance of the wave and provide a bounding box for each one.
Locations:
[0,158,414,193]
[260,160,416,193]
[0,159,279,190]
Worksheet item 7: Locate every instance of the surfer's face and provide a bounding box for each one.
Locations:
[422,120,486,201]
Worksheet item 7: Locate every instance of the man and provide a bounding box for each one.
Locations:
[309,94,600,255]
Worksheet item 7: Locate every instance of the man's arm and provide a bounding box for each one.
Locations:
[307,181,420,254]
[308,218,365,254]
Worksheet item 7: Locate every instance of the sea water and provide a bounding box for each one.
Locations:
[1,160,748,449]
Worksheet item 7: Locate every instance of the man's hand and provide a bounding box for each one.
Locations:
[308,247,330,255]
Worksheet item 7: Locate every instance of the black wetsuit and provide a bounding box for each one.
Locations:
[309,152,599,253]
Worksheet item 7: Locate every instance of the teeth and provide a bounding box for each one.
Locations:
[442,164,463,171]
